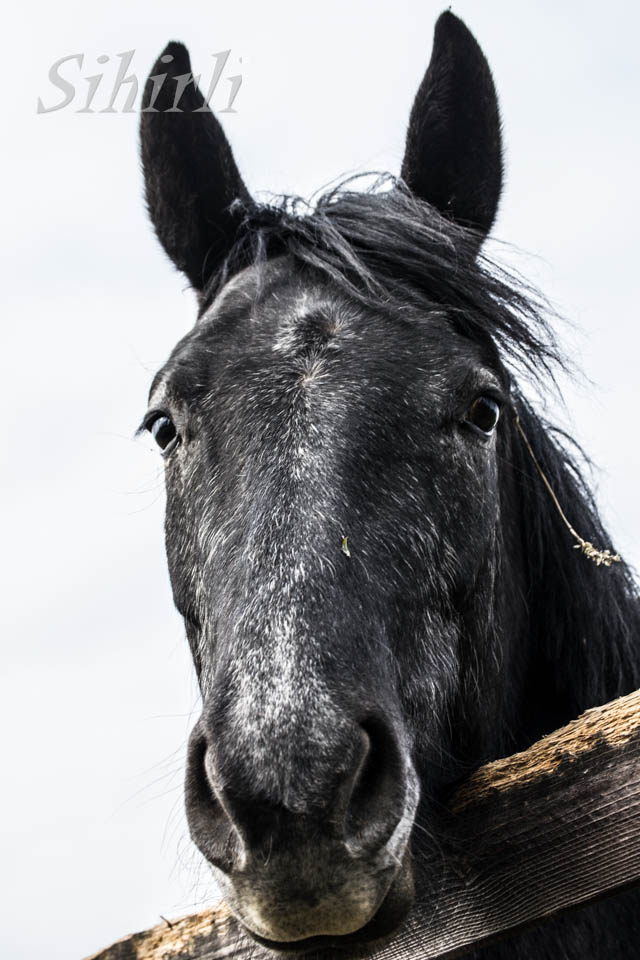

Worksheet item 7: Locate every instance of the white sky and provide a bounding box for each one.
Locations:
[2,2,640,958]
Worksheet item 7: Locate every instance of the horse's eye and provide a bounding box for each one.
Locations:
[149,415,179,454]
[464,396,501,436]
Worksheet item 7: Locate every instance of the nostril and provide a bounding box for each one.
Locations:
[187,730,213,804]
[347,726,375,816]
[185,726,240,873]
[345,717,406,849]
[186,725,233,822]
[185,711,410,874]
[186,725,280,861]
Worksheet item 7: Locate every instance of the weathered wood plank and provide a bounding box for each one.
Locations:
[86,689,640,960]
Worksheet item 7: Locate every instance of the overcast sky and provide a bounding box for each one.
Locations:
[3,2,640,958]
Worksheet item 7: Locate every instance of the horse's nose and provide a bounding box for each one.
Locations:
[185,712,408,868]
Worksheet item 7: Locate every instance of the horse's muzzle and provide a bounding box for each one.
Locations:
[184,711,419,944]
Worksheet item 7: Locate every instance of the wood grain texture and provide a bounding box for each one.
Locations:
[86,689,640,960]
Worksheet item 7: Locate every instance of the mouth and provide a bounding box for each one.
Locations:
[189,721,421,953]
[238,850,415,955]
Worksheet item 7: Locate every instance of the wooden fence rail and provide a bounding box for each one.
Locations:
[87,689,640,959]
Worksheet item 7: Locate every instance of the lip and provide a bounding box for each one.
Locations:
[240,849,415,955]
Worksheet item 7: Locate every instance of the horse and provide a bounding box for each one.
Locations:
[137,11,640,958]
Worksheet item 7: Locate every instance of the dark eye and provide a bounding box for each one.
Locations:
[148,414,179,454]
[463,396,501,436]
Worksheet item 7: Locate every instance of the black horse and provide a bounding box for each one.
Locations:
[138,11,640,958]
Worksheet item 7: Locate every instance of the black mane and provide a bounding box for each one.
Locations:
[204,178,560,382]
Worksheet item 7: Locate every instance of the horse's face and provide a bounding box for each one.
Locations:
[140,11,504,950]
[146,258,507,943]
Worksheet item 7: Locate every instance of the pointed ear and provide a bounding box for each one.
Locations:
[140,43,250,293]
[401,12,503,240]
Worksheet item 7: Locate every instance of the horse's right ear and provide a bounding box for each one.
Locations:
[140,43,250,294]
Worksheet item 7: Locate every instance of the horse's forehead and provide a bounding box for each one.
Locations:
[202,257,338,326]
[158,257,492,413]
[200,257,456,361]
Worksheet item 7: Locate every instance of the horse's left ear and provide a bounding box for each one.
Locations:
[401,11,503,241]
